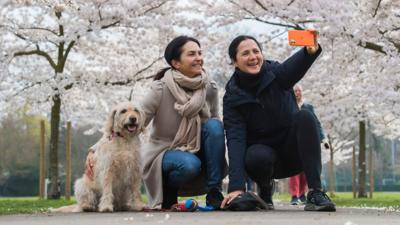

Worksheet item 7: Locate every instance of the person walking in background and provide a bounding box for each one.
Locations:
[289,84,330,205]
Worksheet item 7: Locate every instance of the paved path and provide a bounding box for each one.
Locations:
[1,202,399,225]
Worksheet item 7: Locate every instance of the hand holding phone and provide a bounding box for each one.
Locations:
[288,29,318,46]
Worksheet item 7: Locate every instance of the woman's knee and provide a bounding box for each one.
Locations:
[245,144,277,169]
[163,151,201,181]
[176,153,202,178]
[203,118,224,138]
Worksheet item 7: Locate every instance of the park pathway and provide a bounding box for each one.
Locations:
[1,201,398,225]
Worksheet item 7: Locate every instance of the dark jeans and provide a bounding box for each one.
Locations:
[161,118,225,206]
[245,110,322,190]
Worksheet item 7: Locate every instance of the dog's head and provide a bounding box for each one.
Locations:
[104,102,145,138]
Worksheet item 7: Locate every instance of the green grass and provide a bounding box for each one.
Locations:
[0,197,76,215]
[1,192,399,215]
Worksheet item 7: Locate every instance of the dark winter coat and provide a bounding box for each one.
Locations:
[223,47,322,192]
[301,102,326,141]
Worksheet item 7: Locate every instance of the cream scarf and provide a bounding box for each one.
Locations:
[164,69,210,153]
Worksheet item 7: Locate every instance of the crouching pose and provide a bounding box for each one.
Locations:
[222,34,336,212]
[86,36,226,210]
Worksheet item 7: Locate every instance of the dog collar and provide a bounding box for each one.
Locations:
[109,131,124,140]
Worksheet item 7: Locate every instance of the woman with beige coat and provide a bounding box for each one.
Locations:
[86,36,225,210]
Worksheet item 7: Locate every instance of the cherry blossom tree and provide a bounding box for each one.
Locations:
[197,0,400,146]
[1,0,399,198]
[195,0,399,195]
[0,0,178,198]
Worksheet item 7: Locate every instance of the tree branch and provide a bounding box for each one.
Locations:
[105,56,163,86]
[357,39,400,55]
[228,0,304,30]
[372,0,382,18]
[59,41,76,70]
[19,27,58,36]
[254,0,268,11]
[100,20,120,29]
[288,0,296,6]
[14,32,28,41]
[244,17,303,29]
[296,19,319,24]
[4,24,59,47]
[12,78,53,97]
[387,38,400,53]
[140,0,168,16]
[228,0,399,56]
[360,41,386,54]
[64,56,163,90]
[96,1,169,30]
[57,42,64,73]
[1,25,28,41]
[13,48,57,69]
[241,2,398,55]
[135,56,164,81]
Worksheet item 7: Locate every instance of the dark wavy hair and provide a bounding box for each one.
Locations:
[228,35,262,63]
[154,36,201,80]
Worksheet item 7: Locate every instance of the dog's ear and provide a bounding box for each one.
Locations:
[104,109,117,136]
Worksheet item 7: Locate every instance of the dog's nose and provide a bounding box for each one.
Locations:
[129,117,137,123]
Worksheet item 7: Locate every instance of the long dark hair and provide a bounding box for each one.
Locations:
[228,35,262,63]
[154,36,201,80]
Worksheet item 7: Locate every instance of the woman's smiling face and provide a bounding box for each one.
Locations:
[171,41,203,77]
[234,39,264,75]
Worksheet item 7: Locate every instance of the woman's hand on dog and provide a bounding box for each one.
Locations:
[85,151,95,180]
[221,190,244,208]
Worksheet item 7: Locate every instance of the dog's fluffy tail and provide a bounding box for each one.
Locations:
[49,204,82,213]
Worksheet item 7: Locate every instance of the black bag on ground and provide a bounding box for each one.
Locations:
[223,192,269,211]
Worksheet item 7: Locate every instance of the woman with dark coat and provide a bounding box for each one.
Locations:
[221,34,335,212]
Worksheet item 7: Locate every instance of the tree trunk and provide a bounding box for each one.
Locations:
[39,120,46,199]
[48,94,61,199]
[352,146,356,198]
[65,121,72,200]
[368,147,374,198]
[358,121,367,198]
[327,135,335,197]
[328,146,335,197]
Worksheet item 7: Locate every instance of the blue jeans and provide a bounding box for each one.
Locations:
[162,118,225,191]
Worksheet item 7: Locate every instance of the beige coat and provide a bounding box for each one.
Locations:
[140,78,220,208]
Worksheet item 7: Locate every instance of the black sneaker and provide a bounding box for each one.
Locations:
[290,196,300,205]
[258,179,275,210]
[206,187,224,209]
[299,194,306,204]
[304,190,336,211]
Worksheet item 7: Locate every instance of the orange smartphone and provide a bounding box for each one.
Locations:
[288,30,317,46]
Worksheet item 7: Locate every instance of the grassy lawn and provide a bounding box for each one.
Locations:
[1,192,399,215]
[0,197,76,215]
[274,192,400,210]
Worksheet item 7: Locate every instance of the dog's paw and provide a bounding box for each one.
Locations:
[98,204,114,213]
[81,204,96,212]
[132,203,145,211]
[126,201,145,211]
